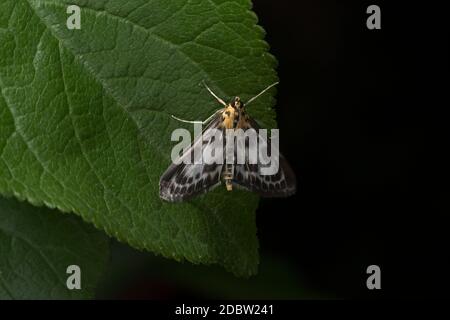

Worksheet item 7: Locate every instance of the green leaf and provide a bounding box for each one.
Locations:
[0,196,109,299]
[0,0,278,276]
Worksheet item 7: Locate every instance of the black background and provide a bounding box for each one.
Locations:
[254,0,449,298]
[97,1,449,299]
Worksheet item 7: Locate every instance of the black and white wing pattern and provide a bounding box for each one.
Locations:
[160,111,296,201]
[159,114,224,202]
[232,118,296,197]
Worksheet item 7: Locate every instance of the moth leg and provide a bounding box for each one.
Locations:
[202,81,227,106]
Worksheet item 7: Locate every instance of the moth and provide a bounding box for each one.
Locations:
[159,82,296,202]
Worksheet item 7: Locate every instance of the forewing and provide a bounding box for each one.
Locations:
[159,114,224,202]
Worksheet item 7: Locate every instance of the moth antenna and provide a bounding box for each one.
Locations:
[171,115,202,124]
[171,110,219,125]
[202,81,227,106]
[246,81,279,106]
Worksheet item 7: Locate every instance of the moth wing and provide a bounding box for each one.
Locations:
[232,117,296,197]
[159,113,225,202]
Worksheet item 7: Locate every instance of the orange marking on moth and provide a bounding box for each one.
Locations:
[222,105,236,129]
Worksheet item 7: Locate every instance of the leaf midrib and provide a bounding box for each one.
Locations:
[31,0,229,99]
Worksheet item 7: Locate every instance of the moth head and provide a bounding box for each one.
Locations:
[231,96,243,109]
